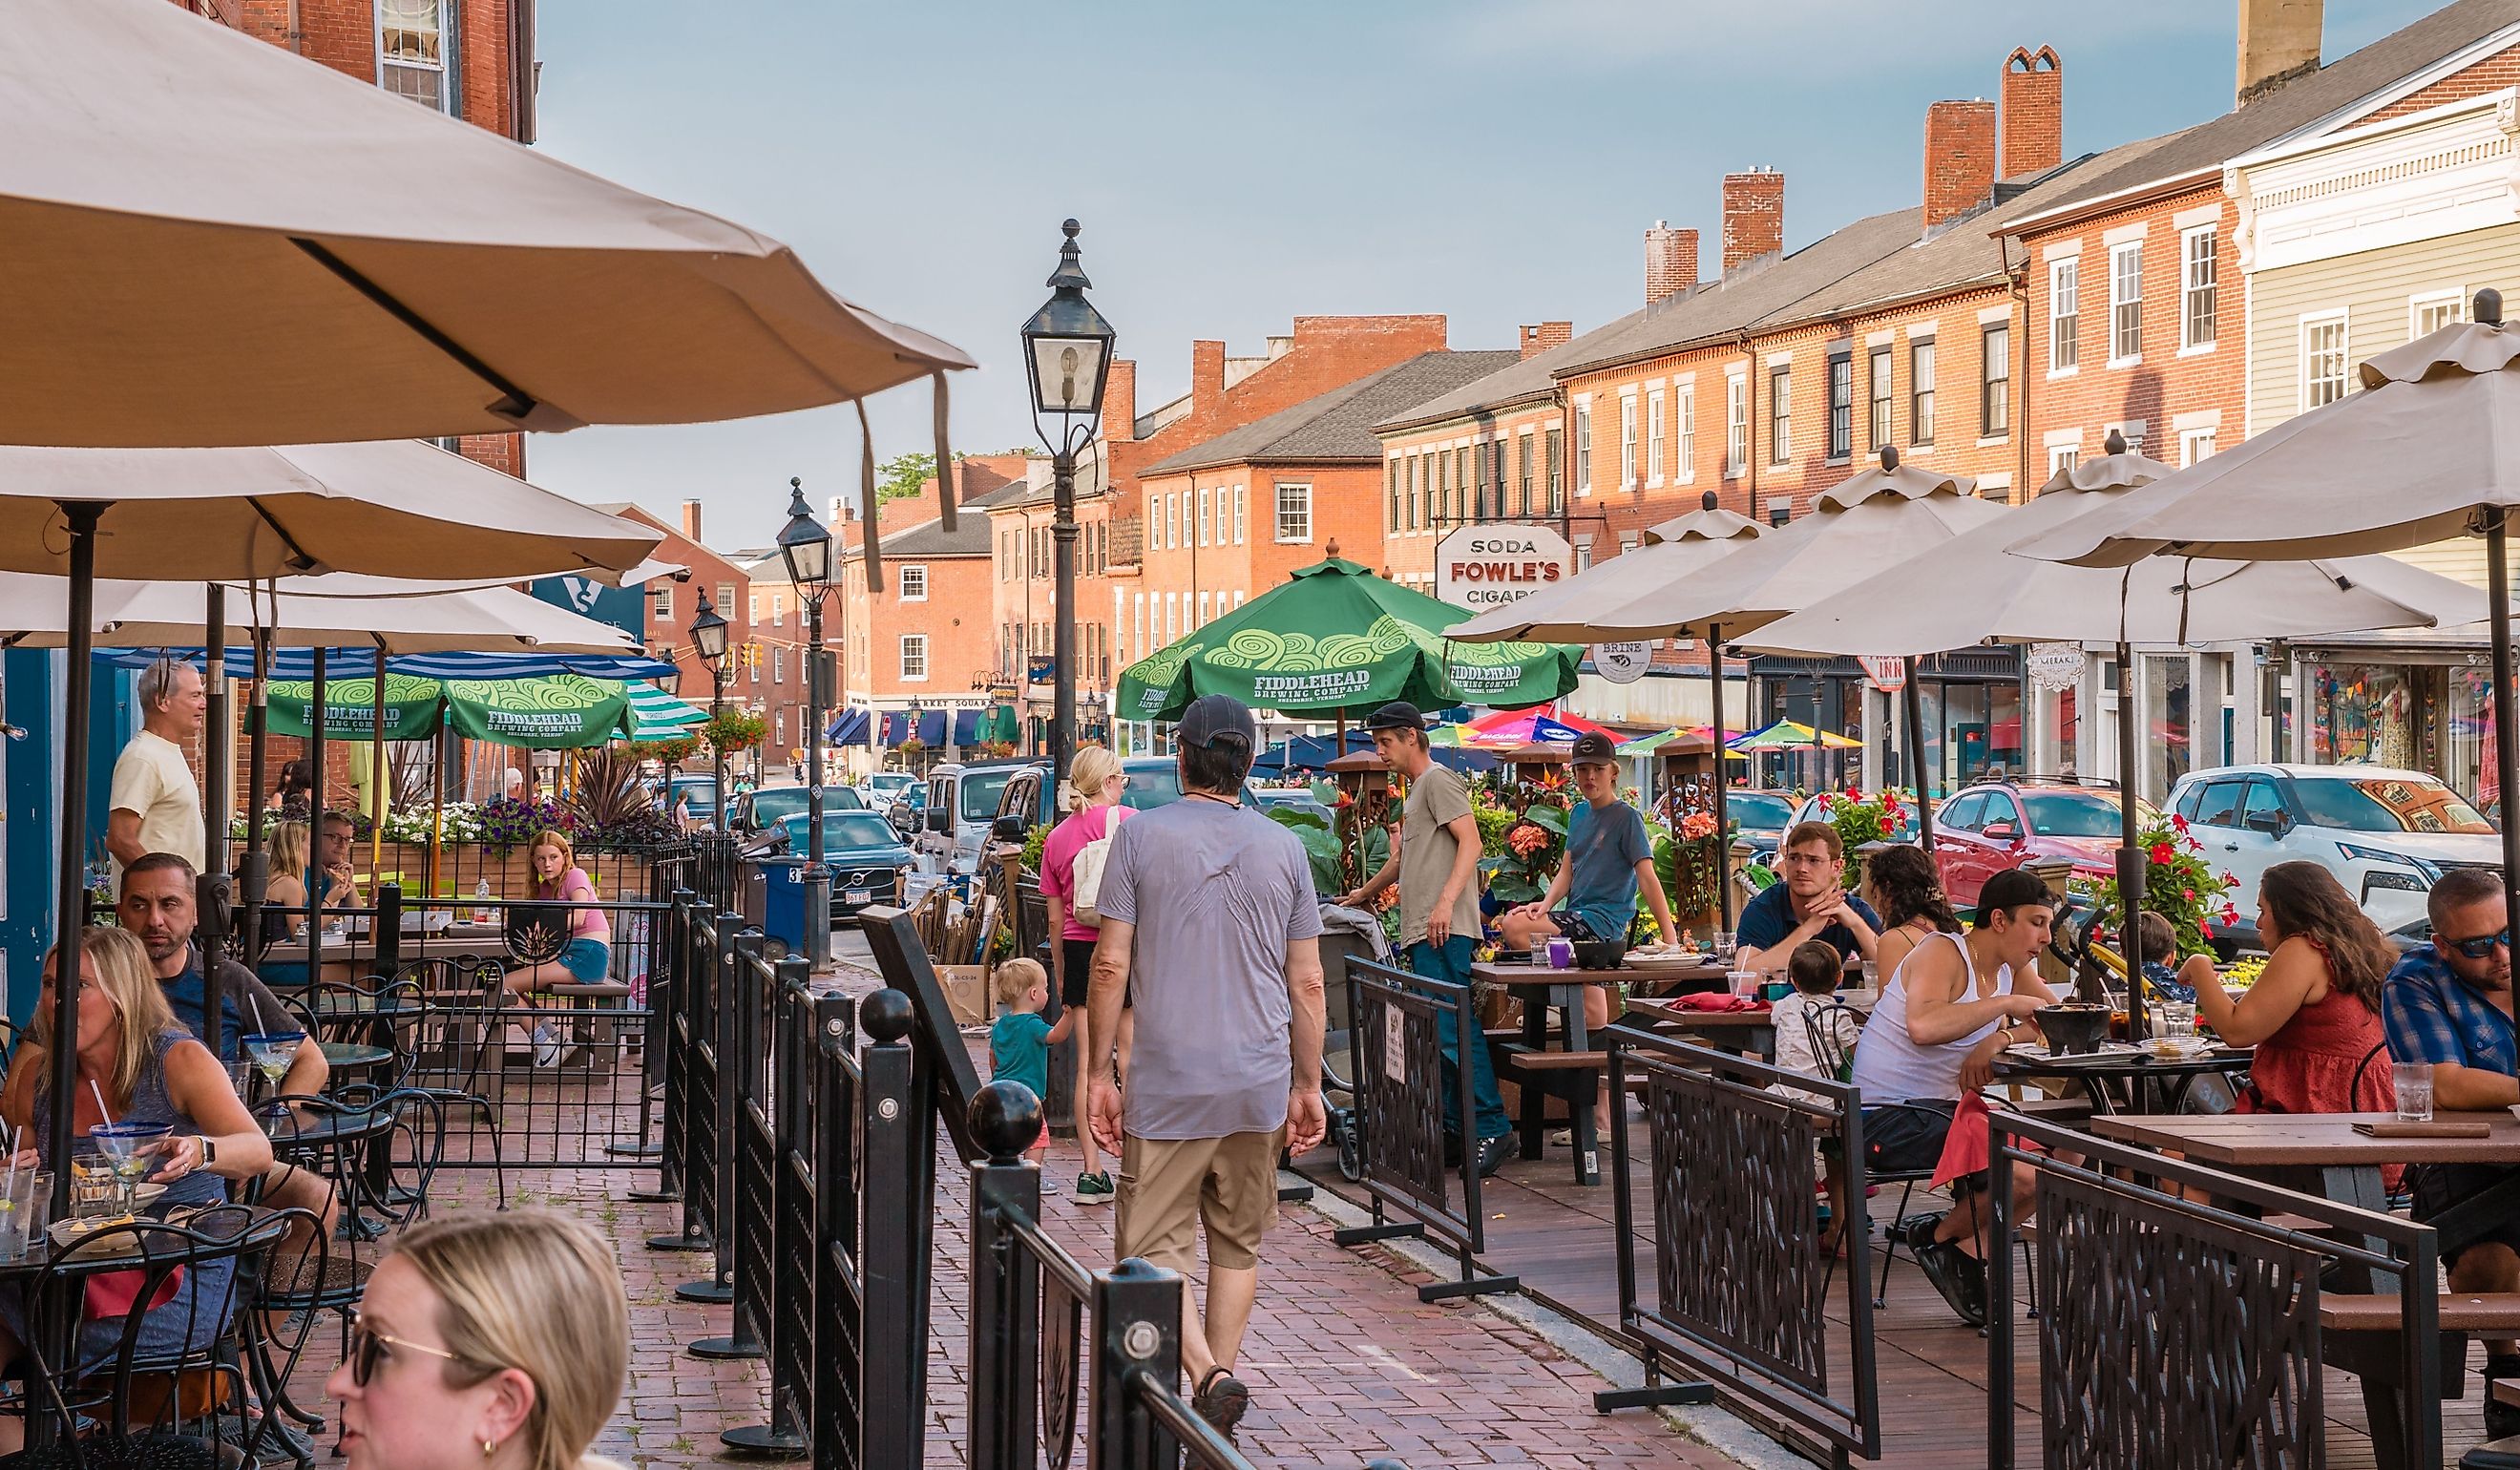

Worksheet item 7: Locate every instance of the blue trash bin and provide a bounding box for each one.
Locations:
[758,856,810,957]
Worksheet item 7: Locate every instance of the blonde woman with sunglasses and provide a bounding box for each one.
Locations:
[329,1211,629,1470]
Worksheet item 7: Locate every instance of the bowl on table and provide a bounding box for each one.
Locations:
[1570,938,1626,971]
[2036,1003,2112,1058]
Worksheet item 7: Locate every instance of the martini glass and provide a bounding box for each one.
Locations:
[90,1123,169,1214]
[242,1032,305,1097]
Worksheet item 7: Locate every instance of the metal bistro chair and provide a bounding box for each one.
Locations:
[384,960,514,1202]
[0,1204,305,1470]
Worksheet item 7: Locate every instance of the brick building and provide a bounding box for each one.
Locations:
[1997,0,2520,801]
[835,459,1024,768]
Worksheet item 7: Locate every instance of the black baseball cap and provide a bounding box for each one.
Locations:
[1178,693,1257,750]
[1570,731,1618,766]
[1364,700,1426,733]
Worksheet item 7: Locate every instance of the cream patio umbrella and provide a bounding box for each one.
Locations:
[2019,290,2520,951]
[1449,492,1761,921]
[1745,432,2488,1032]
[1576,448,2012,855]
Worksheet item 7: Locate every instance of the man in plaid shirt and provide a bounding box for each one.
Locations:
[2383,867,2519,1438]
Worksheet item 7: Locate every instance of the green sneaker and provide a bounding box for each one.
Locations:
[1074,1170,1117,1206]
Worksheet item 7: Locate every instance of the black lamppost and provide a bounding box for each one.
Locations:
[688,592,730,831]
[1019,219,1116,790]
[777,476,834,965]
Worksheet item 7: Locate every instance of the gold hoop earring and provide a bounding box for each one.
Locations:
[483,1439,496,1460]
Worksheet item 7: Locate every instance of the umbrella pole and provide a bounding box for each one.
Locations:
[2490,513,2520,949]
[1711,623,1732,932]
[430,724,448,904]
[47,503,101,1224]
[1903,657,1936,855]
[371,647,387,882]
[307,647,325,984]
[2114,639,2147,1041]
[201,586,229,1061]
[240,618,270,991]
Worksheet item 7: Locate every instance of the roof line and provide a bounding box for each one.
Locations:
[1375,387,1558,437]
[1551,232,1909,381]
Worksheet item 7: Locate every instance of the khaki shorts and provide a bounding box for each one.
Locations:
[1115,1129,1285,1273]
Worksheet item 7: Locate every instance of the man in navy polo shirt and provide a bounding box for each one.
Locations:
[2384,866,2520,1437]
[1736,820,1879,976]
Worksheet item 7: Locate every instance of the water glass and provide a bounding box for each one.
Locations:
[1712,932,1737,962]
[69,1157,117,1220]
[1728,968,1758,998]
[0,1172,51,1262]
[2158,1001,2197,1040]
[2393,1061,2436,1124]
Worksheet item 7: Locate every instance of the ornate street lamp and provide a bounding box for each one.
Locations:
[687,591,730,831]
[776,476,835,964]
[1019,219,1115,791]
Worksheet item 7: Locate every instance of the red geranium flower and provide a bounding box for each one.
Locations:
[2171,813,2191,833]
[2182,887,2196,902]
[2149,842,2176,866]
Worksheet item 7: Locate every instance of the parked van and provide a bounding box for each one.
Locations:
[916,760,1046,876]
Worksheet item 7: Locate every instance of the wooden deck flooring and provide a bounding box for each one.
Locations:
[1292,1124,2494,1467]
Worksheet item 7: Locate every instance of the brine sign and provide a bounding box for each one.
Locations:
[1436,526,1573,609]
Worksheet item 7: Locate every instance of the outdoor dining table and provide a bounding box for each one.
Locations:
[1468,960,1628,1186]
[318,1040,396,1074]
[2090,1109,2520,1469]
[1624,989,1880,1063]
[308,925,508,985]
[1989,1040,2256,1116]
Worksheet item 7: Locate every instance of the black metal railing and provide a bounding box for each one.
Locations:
[1603,1027,1870,1451]
[1332,956,1518,1301]
[1984,1108,2444,1469]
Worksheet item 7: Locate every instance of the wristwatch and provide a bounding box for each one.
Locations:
[199,1136,216,1167]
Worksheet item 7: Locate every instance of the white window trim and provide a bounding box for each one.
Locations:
[1674,384,1696,484]
[1234,484,1248,545]
[2410,287,2467,339]
[1274,481,1313,545]
[1723,371,1749,478]
[897,634,930,682]
[2299,308,2350,415]
[1645,388,1665,488]
[2178,426,2217,467]
[2107,241,2144,369]
[2177,222,2218,356]
[1573,395,1595,497]
[2048,256,2079,379]
[375,0,456,115]
[897,563,929,602]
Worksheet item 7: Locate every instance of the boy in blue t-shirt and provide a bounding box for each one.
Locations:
[988,958,1076,1165]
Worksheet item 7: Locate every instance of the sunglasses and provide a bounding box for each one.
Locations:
[2446,930,2512,961]
[346,1317,465,1387]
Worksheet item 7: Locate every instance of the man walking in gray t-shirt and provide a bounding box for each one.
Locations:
[1087,694,1327,1441]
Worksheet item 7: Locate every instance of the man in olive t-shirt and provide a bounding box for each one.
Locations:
[1339,701,1511,1174]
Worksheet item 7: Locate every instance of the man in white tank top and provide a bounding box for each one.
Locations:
[1848,869,2062,1327]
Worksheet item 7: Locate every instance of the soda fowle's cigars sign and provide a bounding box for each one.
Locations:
[1436,526,1572,610]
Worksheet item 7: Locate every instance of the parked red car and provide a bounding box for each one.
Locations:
[1929,778,2145,911]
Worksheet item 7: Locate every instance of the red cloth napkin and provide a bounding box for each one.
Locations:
[85,1266,181,1321]
[1670,992,1765,1013]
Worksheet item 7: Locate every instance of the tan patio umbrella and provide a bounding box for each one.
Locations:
[2,0,973,447]
[1745,432,2488,1031]
[1,575,649,656]
[2019,291,2520,946]
[1449,492,1762,921]
[1577,448,2011,854]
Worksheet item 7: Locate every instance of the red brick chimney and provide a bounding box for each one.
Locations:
[1189,340,1225,413]
[1645,221,1699,304]
[1102,358,1137,443]
[1922,99,1998,228]
[2002,47,2063,178]
[1520,322,1573,360]
[1720,170,1784,273]
[680,498,702,542]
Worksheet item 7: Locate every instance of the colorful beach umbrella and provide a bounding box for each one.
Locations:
[1727,718,1860,752]
[626,682,707,741]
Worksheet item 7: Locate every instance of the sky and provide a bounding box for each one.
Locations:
[523,0,2420,551]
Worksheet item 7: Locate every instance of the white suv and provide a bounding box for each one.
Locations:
[2165,764,2501,937]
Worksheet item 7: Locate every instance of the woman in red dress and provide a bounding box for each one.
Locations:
[2194,861,2397,1179]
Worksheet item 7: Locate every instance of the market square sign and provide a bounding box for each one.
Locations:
[1436,526,1571,611]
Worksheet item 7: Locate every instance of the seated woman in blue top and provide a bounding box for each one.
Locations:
[0,927,274,1433]
[1735,820,1880,978]
[258,817,361,987]
[1496,734,1682,1140]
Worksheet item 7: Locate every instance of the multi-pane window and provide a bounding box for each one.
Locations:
[1198,486,1211,546]
[1910,340,1936,445]
[1724,374,1748,475]
[2180,427,2216,466]
[1163,494,1176,550]
[1388,462,1401,533]
[2412,291,2465,337]
[1491,441,1508,515]
[1646,390,1665,482]
[1198,592,1210,627]
[2302,314,2349,410]
[1544,428,1564,512]
[1981,324,2010,437]
[898,564,928,601]
[2110,242,2143,362]
[1826,354,1852,461]
[651,584,673,621]
[2049,445,2079,475]
[378,0,454,113]
[898,634,927,681]
[1133,596,1145,657]
[1517,434,1533,514]
[1619,397,1638,491]
[1675,384,1695,480]
[1768,366,1792,465]
[2049,258,2079,372]
[1867,347,1893,448]
[2180,227,2217,351]
[773,644,786,682]
[1275,482,1312,543]
[1575,404,1593,493]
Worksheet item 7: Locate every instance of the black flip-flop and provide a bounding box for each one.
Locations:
[1191,1368,1250,1439]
